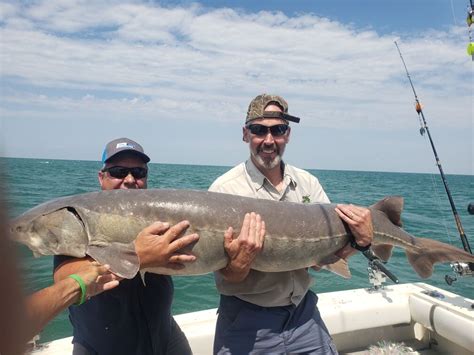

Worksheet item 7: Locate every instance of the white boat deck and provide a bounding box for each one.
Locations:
[30,282,474,354]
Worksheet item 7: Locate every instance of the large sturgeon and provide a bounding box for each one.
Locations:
[10,189,474,279]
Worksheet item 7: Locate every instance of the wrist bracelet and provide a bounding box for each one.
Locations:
[68,274,87,306]
[349,236,371,252]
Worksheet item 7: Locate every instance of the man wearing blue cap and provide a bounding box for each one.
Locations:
[53,137,197,355]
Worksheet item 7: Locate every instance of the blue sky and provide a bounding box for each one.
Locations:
[1,0,472,174]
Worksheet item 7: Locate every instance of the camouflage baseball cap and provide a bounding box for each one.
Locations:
[245,94,300,124]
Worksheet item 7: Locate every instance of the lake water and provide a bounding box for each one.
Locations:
[2,157,473,343]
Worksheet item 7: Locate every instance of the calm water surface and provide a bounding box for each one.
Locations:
[2,158,473,343]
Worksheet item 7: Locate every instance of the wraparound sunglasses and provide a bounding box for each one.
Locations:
[246,124,289,137]
[102,166,148,179]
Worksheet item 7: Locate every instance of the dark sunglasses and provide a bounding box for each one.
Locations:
[102,166,148,179]
[246,124,289,137]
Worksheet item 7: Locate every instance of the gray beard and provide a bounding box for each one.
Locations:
[251,151,281,170]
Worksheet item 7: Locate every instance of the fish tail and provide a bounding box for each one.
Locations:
[405,237,474,278]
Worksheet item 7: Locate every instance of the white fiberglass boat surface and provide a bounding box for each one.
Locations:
[28,282,474,355]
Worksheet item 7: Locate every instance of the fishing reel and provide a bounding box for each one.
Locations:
[445,262,474,285]
[446,204,474,285]
[350,238,399,291]
[367,263,388,291]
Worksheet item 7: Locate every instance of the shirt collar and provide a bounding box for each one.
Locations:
[282,163,298,188]
[245,159,266,190]
[245,159,297,190]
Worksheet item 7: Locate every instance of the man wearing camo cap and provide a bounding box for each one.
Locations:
[209,94,374,354]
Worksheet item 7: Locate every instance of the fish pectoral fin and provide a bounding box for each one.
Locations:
[139,270,147,286]
[321,258,351,279]
[87,242,139,279]
[372,244,394,261]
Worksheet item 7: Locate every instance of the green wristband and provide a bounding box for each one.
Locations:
[68,274,87,306]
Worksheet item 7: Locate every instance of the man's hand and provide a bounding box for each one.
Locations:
[135,220,199,270]
[220,212,266,283]
[334,204,374,259]
[76,262,120,299]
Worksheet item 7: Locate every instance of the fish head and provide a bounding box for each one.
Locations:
[10,207,88,258]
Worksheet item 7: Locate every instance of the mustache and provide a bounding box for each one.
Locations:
[258,143,279,154]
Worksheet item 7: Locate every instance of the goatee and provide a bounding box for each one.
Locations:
[252,151,281,169]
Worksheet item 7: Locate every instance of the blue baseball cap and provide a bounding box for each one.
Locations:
[101,137,150,163]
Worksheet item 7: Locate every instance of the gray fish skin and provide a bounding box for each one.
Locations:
[10,189,474,279]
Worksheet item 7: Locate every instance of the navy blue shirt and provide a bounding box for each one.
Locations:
[54,255,174,355]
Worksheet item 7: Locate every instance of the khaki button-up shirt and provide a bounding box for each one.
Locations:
[209,159,330,307]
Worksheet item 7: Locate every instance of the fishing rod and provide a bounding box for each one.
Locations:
[394,41,474,283]
[468,0,474,59]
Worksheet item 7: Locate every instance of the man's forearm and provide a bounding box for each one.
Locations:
[219,263,251,283]
[54,257,94,282]
[25,278,81,342]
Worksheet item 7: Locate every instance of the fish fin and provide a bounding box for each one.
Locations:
[139,270,147,285]
[322,258,352,279]
[372,244,394,261]
[370,196,404,227]
[87,242,139,279]
[405,237,474,278]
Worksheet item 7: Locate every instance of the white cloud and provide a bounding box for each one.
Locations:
[1,1,472,173]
